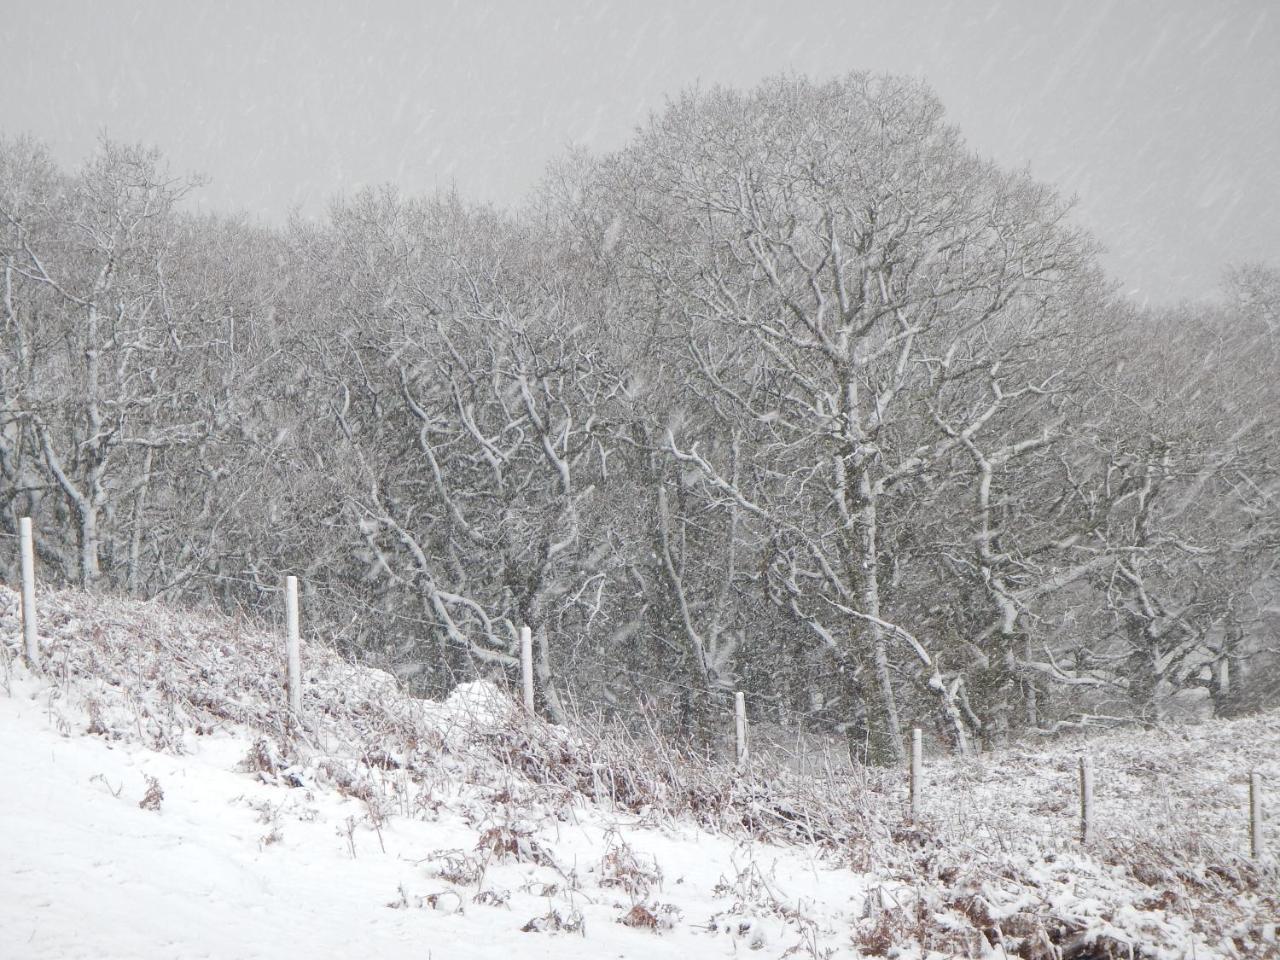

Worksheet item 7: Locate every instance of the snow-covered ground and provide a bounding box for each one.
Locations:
[0,584,1276,959]
[0,676,876,959]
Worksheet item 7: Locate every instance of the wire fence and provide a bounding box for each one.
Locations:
[4,517,1273,863]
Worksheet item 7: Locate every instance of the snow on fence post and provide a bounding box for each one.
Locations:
[285,575,301,717]
[1250,771,1264,860]
[734,691,748,770]
[1079,756,1094,845]
[909,727,923,822]
[19,517,38,667]
[520,625,534,714]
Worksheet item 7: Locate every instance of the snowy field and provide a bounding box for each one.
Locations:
[1,584,1277,959]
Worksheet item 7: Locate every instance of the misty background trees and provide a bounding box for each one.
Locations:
[3,73,1277,763]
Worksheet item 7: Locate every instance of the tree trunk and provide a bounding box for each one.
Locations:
[126,448,154,595]
[533,623,567,724]
[1127,639,1160,726]
[78,499,100,587]
[1023,635,1039,728]
[851,467,904,766]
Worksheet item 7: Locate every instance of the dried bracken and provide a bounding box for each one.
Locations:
[138,776,164,812]
[2,583,1277,958]
[520,907,585,935]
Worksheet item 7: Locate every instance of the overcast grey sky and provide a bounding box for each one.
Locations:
[2,0,1276,302]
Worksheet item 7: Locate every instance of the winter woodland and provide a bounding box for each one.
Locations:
[3,74,1278,766]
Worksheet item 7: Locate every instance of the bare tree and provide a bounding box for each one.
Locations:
[583,74,1102,761]
[1,138,214,586]
[293,190,619,715]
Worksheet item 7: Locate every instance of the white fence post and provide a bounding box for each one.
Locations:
[1079,756,1094,845]
[19,517,38,667]
[909,727,923,822]
[520,625,534,714]
[285,575,301,717]
[734,691,748,770]
[1250,771,1264,860]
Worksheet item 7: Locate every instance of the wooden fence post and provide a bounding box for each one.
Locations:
[19,517,38,667]
[520,625,534,714]
[734,691,748,770]
[1079,756,1094,845]
[909,727,923,822]
[285,575,301,717]
[1250,771,1264,860]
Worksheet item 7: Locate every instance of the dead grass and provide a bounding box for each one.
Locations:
[2,581,1277,958]
[138,775,164,812]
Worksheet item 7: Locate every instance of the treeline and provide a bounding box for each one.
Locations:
[2,74,1277,762]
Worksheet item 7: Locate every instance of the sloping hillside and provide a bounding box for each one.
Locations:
[0,584,1276,959]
